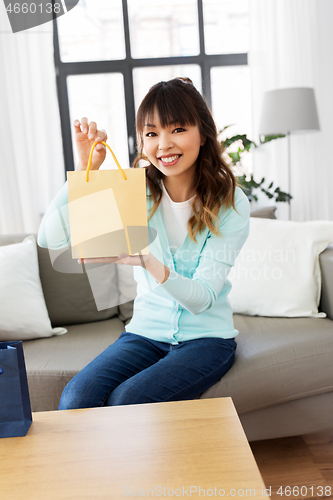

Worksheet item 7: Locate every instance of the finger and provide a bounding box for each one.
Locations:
[88,121,98,140]
[81,117,89,134]
[95,129,107,143]
[73,119,85,136]
[95,129,108,151]
[95,142,106,152]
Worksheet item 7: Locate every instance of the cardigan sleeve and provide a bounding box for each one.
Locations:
[155,188,250,315]
[37,182,71,250]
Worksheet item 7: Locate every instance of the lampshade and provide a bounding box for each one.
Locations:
[259,87,320,135]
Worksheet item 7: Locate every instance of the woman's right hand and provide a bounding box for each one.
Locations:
[73,117,108,171]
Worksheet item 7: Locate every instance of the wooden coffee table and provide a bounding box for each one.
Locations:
[0,397,268,499]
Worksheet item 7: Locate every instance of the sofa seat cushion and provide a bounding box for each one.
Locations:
[23,317,125,412]
[200,314,333,414]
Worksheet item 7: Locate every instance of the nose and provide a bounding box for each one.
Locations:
[158,131,174,151]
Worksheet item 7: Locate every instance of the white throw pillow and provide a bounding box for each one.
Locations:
[228,218,333,318]
[0,236,67,340]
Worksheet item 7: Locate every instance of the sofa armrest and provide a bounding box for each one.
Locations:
[319,244,333,320]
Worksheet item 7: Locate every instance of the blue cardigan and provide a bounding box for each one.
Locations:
[38,182,250,344]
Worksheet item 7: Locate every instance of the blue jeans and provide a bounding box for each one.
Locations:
[58,331,237,409]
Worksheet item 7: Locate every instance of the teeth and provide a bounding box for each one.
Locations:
[159,155,180,163]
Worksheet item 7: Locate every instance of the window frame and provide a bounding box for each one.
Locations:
[53,0,248,173]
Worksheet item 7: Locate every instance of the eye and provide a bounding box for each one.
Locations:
[145,131,157,137]
[173,127,185,133]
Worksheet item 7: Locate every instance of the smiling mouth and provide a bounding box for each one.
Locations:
[158,154,182,164]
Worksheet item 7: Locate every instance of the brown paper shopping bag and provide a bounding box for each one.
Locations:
[67,141,148,259]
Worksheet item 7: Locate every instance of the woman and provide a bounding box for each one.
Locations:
[38,77,250,409]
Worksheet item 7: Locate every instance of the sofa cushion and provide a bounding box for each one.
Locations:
[23,317,125,411]
[38,246,120,326]
[0,236,67,341]
[228,218,333,317]
[201,314,333,414]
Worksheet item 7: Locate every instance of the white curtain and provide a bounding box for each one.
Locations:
[0,5,65,235]
[249,0,333,221]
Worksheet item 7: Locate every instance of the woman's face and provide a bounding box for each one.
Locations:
[142,110,205,181]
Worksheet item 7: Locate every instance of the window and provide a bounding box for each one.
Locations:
[53,0,250,172]
[58,0,126,62]
[203,0,249,55]
[127,0,200,59]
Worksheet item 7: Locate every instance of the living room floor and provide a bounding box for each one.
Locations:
[250,430,333,499]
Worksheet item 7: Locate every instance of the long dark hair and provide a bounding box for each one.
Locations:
[133,77,240,243]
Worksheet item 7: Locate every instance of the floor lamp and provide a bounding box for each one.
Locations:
[259,87,320,220]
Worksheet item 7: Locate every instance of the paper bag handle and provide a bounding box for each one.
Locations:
[86,141,127,182]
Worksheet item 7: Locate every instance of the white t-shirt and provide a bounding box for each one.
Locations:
[160,180,195,255]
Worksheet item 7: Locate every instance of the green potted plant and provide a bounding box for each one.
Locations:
[219,126,292,204]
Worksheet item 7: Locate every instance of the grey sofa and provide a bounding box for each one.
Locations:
[1,214,333,442]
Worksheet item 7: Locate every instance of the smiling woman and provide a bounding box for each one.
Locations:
[38,77,250,411]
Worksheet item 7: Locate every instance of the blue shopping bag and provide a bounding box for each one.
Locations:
[0,341,32,438]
